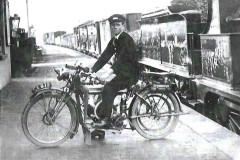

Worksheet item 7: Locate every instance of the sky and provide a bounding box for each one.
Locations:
[8,0,171,44]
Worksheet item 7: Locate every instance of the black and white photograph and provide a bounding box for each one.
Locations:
[1,0,240,159]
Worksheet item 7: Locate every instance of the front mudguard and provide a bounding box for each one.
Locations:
[29,88,81,138]
[30,87,62,100]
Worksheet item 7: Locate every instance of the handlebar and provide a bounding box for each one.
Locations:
[55,64,105,85]
[80,72,106,85]
[65,64,89,73]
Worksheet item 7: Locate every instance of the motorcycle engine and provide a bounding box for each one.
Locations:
[113,115,126,128]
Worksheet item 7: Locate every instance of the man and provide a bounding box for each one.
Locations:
[90,14,139,127]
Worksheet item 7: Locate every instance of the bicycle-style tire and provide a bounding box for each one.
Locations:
[131,88,180,139]
[22,91,77,147]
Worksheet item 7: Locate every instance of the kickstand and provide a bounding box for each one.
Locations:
[82,125,91,145]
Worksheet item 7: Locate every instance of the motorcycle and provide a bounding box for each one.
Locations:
[21,64,185,147]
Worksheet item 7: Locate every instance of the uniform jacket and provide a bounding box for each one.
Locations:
[92,32,139,83]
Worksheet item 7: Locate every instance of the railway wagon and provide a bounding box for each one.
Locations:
[61,33,75,49]
[48,32,55,45]
[73,27,78,50]
[53,31,66,46]
[197,0,240,134]
[86,22,100,56]
[136,0,240,134]
[43,31,66,46]
[43,31,64,45]
[77,21,93,53]
[54,36,61,46]
[98,18,112,55]
[43,33,49,44]
[138,8,202,77]
[0,0,11,90]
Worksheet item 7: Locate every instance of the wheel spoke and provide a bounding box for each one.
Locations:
[31,123,47,139]
[231,111,240,116]
[229,115,240,131]
[55,122,74,134]
[37,100,46,114]
[229,118,237,133]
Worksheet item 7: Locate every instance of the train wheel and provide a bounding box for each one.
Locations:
[205,94,240,135]
[203,93,219,120]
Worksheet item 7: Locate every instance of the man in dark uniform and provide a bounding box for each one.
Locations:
[90,14,139,127]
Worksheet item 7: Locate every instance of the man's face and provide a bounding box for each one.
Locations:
[111,22,124,36]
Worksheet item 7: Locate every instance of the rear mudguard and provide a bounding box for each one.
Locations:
[167,89,183,112]
[29,88,81,138]
[128,85,151,120]
[128,84,182,119]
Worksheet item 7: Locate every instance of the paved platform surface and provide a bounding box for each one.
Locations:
[1,45,240,160]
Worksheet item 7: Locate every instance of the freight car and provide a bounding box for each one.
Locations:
[43,31,66,46]
[137,0,240,134]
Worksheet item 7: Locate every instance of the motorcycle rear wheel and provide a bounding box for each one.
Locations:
[22,91,77,147]
[131,88,180,139]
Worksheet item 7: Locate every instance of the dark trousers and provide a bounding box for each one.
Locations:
[97,75,131,119]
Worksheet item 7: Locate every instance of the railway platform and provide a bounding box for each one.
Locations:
[0,45,240,160]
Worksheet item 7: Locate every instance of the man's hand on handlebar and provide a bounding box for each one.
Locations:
[89,68,98,78]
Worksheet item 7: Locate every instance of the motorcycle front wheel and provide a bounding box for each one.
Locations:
[22,91,77,147]
[131,88,180,139]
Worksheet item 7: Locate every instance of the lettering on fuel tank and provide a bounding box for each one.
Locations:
[201,37,231,82]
